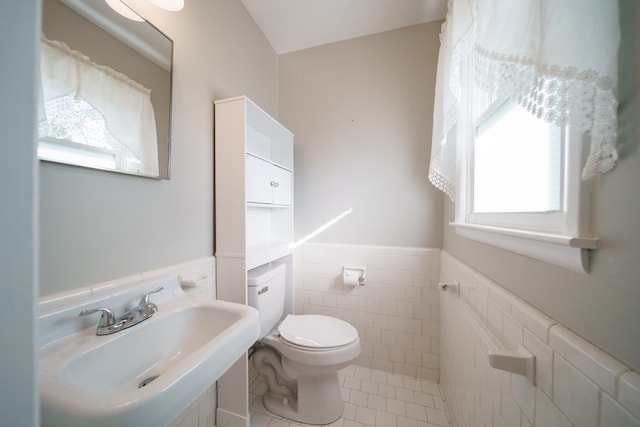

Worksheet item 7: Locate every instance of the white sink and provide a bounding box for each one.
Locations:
[39,277,259,427]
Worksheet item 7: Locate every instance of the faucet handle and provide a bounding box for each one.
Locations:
[139,286,164,305]
[79,307,116,327]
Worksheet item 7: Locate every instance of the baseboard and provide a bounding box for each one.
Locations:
[216,408,249,427]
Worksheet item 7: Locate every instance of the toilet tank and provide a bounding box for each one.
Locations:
[247,262,286,339]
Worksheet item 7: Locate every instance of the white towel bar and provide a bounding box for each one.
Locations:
[440,281,535,383]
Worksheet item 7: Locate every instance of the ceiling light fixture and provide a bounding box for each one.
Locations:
[106,0,184,22]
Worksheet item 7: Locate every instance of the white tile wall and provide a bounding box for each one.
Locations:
[439,251,640,427]
[168,384,217,427]
[294,243,441,381]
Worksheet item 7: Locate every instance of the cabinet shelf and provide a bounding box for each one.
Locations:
[246,152,292,172]
[247,202,292,208]
[246,241,292,270]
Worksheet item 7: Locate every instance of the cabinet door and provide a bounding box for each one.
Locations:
[246,155,272,204]
[272,166,292,205]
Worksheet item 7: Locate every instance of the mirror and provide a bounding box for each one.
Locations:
[40,0,173,178]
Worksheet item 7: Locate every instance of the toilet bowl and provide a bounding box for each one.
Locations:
[248,264,361,425]
[254,314,361,425]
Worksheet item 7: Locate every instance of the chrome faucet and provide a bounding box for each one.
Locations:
[79,286,164,336]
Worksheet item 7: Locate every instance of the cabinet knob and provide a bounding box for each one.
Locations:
[270,181,280,188]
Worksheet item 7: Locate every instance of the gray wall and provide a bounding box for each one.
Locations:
[39,0,279,295]
[444,0,640,371]
[0,1,39,425]
[279,23,444,248]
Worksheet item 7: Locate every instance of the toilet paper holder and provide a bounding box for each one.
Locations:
[343,266,366,286]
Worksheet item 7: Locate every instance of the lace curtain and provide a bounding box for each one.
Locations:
[429,0,621,201]
[40,36,159,175]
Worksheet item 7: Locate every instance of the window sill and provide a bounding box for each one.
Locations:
[450,222,599,273]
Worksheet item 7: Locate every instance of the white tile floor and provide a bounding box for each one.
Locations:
[249,364,450,427]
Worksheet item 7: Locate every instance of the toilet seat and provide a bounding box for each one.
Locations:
[261,314,361,367]
[277,314,358,350]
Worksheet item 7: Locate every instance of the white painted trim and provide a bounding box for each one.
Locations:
[452,222,593,273]
[215,252,248,259]
[452,53,597,273]
[451,222,599,249]
[216,406,250,427]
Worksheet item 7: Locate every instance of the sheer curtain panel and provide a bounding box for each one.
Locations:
[429,0,621,199]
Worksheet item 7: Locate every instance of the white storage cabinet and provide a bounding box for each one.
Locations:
[214,96,295,426]
[214,95,294,299]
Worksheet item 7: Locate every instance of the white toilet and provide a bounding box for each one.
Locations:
[248,262,361,425]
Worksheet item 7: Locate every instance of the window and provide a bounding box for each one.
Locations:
[470,96,566,233]
[428,1,620,273]
[451,58,598,273]
[473,100,562,215]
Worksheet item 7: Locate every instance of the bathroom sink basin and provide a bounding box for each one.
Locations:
[39,283,260,427]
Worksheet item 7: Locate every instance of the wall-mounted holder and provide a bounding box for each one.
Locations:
[179,274,210,288]
[438,280,459,296]
[343,266,366,286]
[489,349,536,382]
[451,282,536,383]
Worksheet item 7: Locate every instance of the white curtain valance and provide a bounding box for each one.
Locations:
[429,0,621,200]
[40,36,159,175]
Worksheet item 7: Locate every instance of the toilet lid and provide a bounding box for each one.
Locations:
[278,314,358,349]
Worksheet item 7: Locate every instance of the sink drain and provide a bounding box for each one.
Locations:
[138,375,160,388]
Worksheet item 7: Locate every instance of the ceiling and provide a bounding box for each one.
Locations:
[240,0,447,54]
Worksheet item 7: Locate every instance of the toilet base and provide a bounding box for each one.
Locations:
[263,371,344,425]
